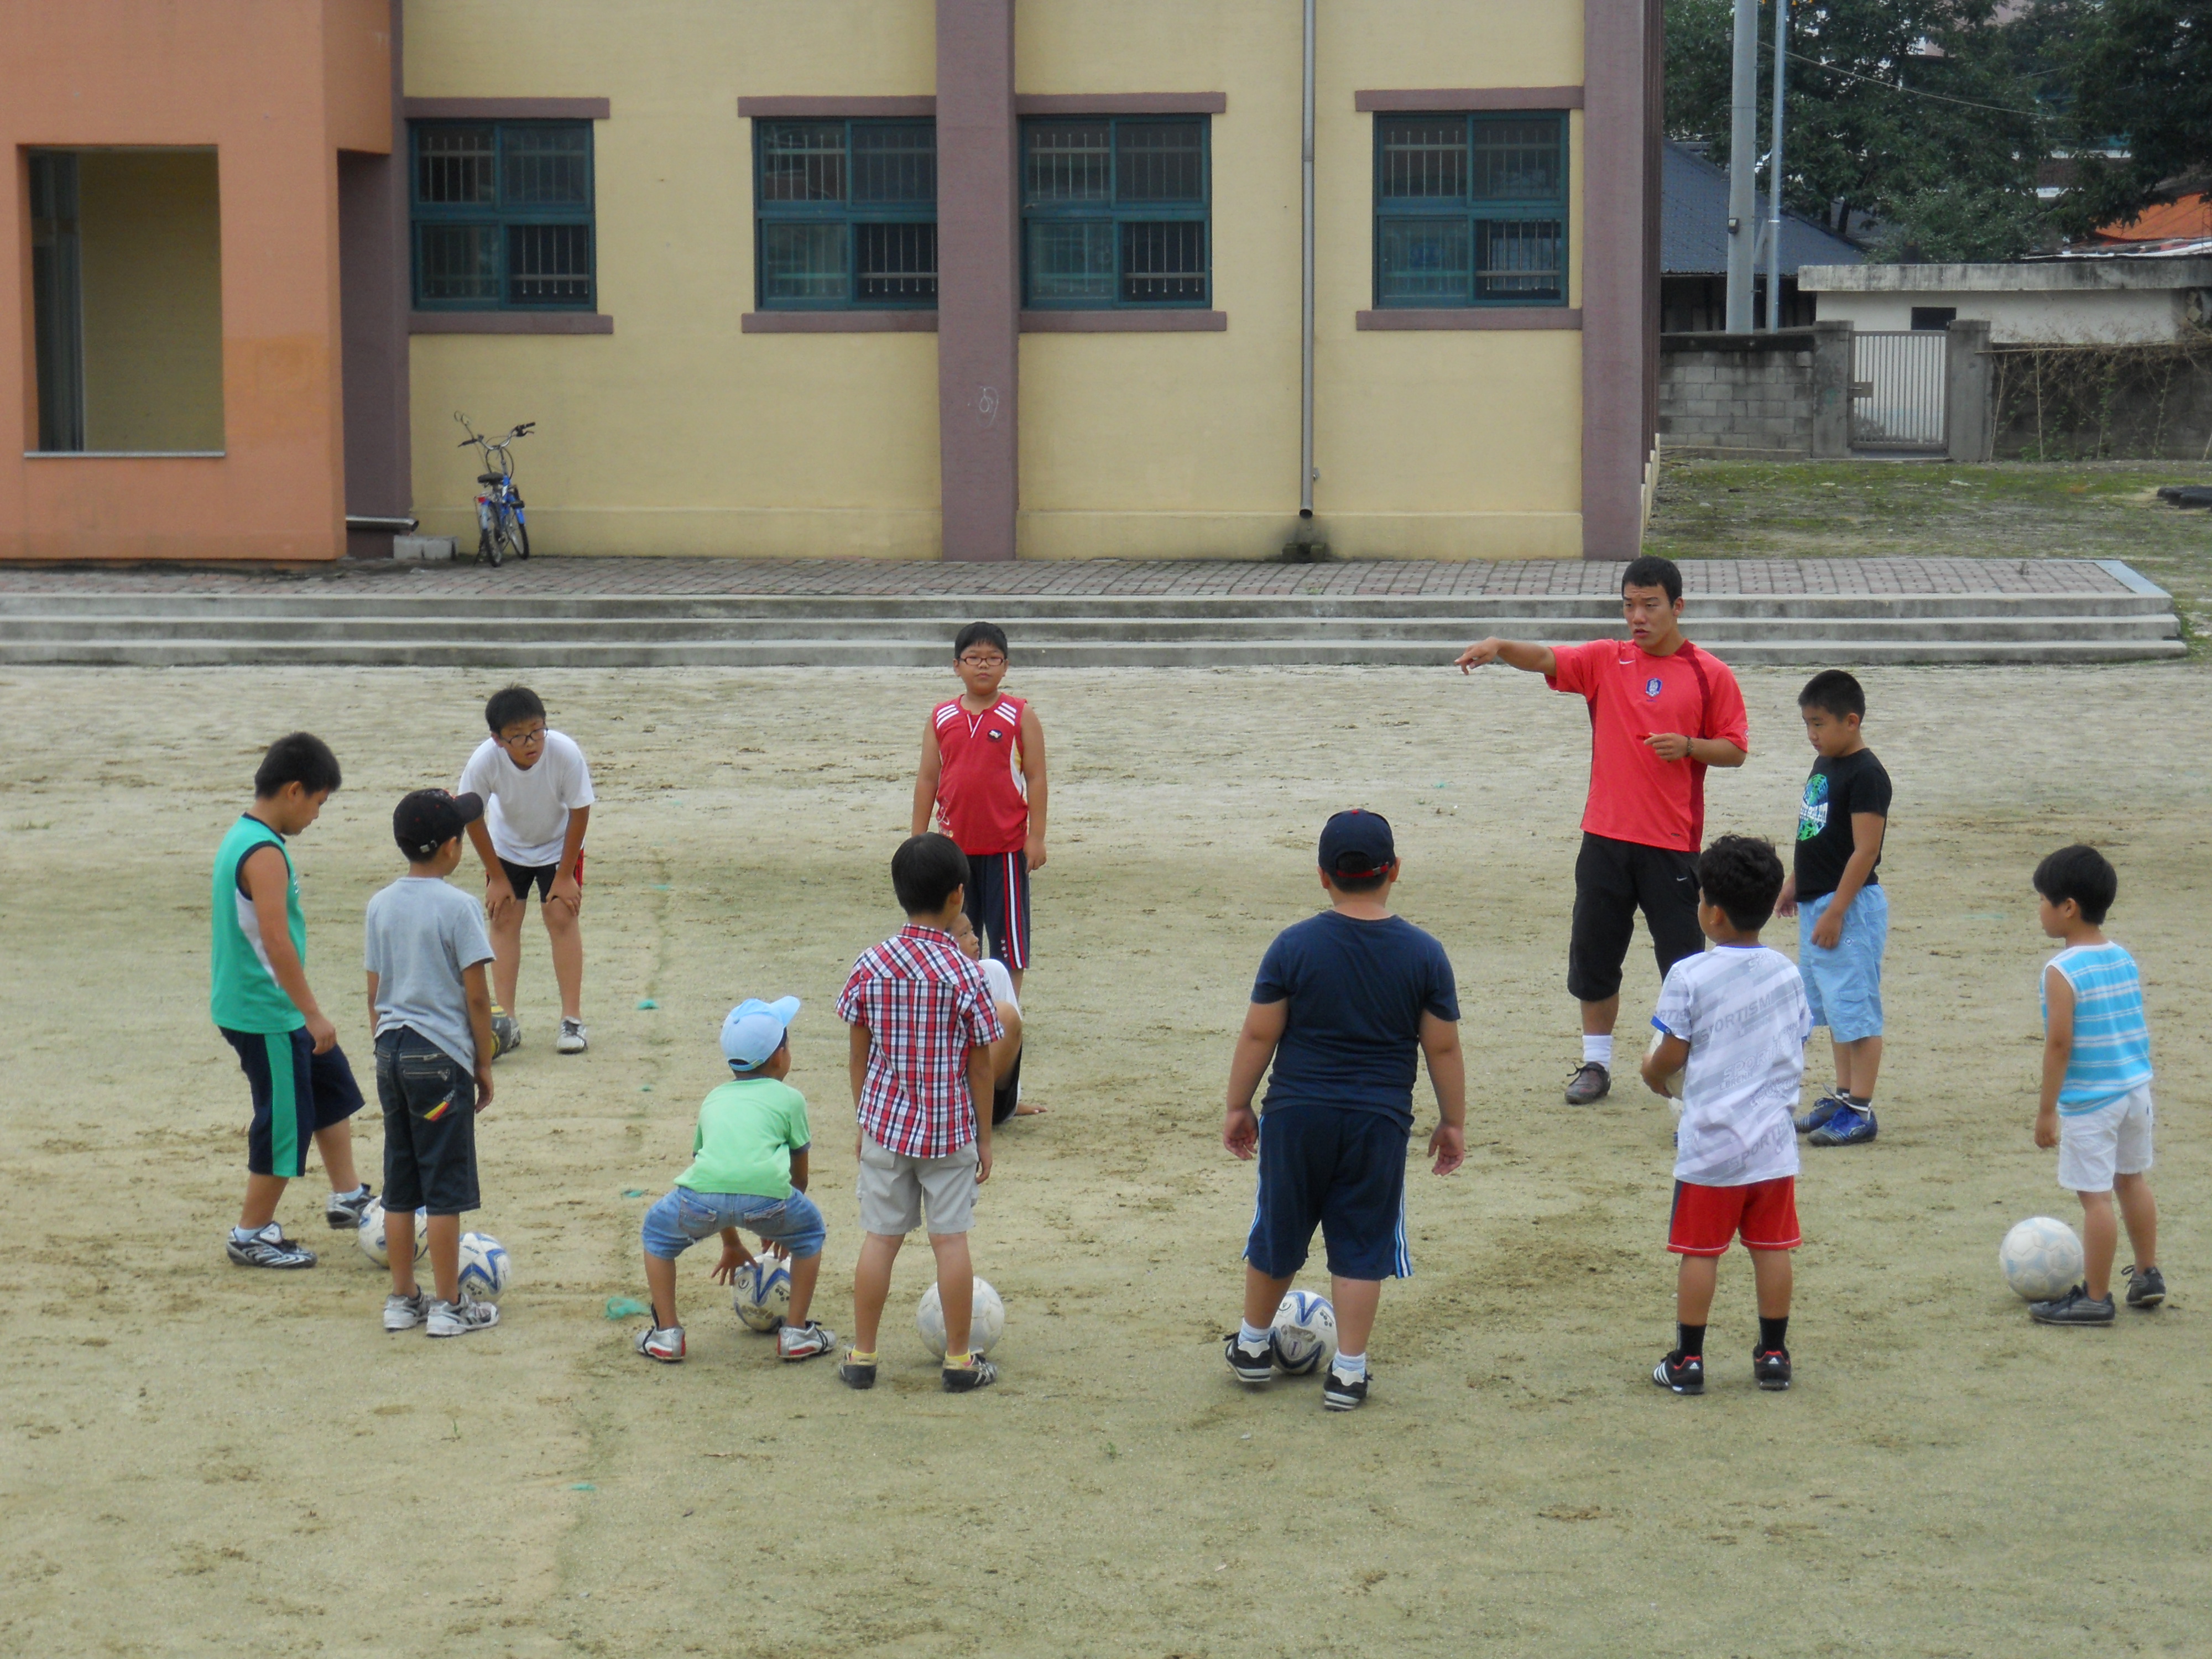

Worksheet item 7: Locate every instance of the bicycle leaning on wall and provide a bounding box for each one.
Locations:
[455,411,535,567]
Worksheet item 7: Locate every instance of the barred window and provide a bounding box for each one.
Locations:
[1374,113,1566,307]
[754,120,937,309]
[411,122,594,310]
[1021,117,1209,308]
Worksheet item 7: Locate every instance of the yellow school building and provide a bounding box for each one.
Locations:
[4,1,1661,564]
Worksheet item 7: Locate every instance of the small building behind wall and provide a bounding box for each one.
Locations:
[1799,256,2212,345]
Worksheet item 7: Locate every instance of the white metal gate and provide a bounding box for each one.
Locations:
[1849,330,1948,451]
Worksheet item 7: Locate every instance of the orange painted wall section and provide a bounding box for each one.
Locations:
[0,1,391,561]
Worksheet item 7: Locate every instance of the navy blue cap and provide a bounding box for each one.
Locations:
[394,789,484,859]
[1318,809,1396,878]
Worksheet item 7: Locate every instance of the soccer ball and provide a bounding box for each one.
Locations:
[733,1256,792,1331]
[1646,1027,1686,1104]
[2000,1215,2085,1301]
[916,1277,1005,1359]
[456,1231,512,1301]
[355,1198,428,1268]
[1272,1290,1338,1375]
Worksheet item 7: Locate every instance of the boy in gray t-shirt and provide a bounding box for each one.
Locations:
[364,790,498,1338]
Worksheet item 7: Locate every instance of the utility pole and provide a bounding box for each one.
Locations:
[1725,0,1759,331]
[1766,0,1788,329]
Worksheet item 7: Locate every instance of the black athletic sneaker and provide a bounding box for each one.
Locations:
[1564,1062,1611,1105]
[942,1358,999,1394]
[1224,1332,1275,1385]
[226,1225,316,1269]
[837,1353,878,1390]
[2124,1265,2166,1308]
[1754,1347,1792,1391]
[2029,1285,2116,1326]
[1322,1364,1369,1412]
[1652,1350,1704,1395]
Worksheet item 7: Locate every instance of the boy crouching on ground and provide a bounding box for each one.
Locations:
[365,790,500,1337]
[1222,810,1465,1412]
[1644,834,1811,1395]
[634,998,836,1363]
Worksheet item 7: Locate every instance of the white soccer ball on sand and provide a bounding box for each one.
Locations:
[2000,1215,2085,1301]
[355,1197,428,1268]
[1271,1289,1338,1375]
[916,1277,1004,1358]
[733,1255,792,1331]
[1646,1027,1686,1108]
[456,1231,512,1301]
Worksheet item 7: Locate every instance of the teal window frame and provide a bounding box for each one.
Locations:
[752,119,939,311]
[1020,115,1211,309]
[1372,112,1568,309]
[410,120,596,311]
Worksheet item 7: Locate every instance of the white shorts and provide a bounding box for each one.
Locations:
[855,1133,978,1237]
[2056,1084,2154,1192]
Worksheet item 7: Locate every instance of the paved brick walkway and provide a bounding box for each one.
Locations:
[0,555,2136,597]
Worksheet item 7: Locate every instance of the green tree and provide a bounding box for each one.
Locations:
[2054,1,2212,237]
[1665,0,2054,260]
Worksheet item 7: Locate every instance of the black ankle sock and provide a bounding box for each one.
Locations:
[1677,1323,1705,1359]
[1760,1315,1790,1352]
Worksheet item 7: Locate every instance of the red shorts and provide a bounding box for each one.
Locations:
[1667,1176,1801,1256]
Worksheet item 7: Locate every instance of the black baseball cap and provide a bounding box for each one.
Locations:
[393,789,484,859]
[1318,809,1396,878]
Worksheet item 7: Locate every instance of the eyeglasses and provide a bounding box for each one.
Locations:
[500,727,546,747]
[958,654,1007,668]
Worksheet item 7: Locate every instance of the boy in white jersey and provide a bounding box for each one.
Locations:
[2028,844,2164,1325]
[1642,834,1811,1396]
[456,685,595,1056]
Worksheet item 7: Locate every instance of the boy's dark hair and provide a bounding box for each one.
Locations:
[1621,554,1682,604]
[254,732,341,798]
[2034,843,2117,925]
[1328,867,1390,895]
[953,621,1009,660]
[892,832,969,916]
[1798,669,1867,721]
[484,685,546,733]
[1698,833,1785,933]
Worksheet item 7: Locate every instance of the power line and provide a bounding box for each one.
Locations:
[1786,51,2046,118]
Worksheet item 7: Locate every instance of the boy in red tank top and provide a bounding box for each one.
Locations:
[911,623,1049,995]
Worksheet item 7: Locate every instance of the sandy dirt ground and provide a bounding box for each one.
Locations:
[1,662,2206,1658]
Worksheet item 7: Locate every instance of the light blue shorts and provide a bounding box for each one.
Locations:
[641,1186,826,1261]
[1798,885,1888,1042]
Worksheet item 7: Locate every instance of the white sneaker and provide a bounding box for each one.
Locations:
[778,1321,837,1361]
[226,1224,316,1269]
[556,1018,588,1055]
[427,1296,500,1338]
[384,1290,429,1332]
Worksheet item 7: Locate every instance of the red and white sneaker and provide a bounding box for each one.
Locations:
[634,1323,685,1363]
[777,1321,837,1361]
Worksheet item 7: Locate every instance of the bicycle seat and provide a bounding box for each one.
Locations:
[476,473,504,486]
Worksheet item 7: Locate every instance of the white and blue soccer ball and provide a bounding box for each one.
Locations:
[355,1198,429,1268]
[1272,1290,1338,1375]
[2000,1215,2084,1301]
[733,1256,793,1331]
[917,1277,1005,1358]
[456,1231,512,1301]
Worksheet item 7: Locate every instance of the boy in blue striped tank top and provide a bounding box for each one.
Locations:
[2029,845,2163,1325]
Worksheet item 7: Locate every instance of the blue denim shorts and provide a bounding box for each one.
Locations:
[1798,885,1888,1043]
[640,1186,826,1261]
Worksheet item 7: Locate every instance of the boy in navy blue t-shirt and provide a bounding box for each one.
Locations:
[1222,810,1466,1411]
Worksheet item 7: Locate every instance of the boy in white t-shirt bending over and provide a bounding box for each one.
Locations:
[457,685,596,1056]
[1642,834,1812,1397]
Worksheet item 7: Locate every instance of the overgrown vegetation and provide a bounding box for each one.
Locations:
[1987,337,2212,460]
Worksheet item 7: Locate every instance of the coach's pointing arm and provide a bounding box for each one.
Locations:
[1454,638,1556,677]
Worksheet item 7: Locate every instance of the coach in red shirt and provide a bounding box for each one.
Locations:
[1456,555,1749,1104]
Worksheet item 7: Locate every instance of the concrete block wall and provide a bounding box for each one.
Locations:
[1657,330,1818,457]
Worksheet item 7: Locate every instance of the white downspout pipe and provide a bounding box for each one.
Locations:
[1299,0,1316,523]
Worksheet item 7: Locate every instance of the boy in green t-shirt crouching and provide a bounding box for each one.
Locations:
[633,997,836,1364]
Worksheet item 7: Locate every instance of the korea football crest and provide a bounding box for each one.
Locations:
[1644,676,1663,698]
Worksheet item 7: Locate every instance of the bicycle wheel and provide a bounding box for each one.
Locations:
[493,505,523,567]
[513,516,531,561]
[478,521,502,568]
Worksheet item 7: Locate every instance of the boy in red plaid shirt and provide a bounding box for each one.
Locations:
[836,833,1006,1393]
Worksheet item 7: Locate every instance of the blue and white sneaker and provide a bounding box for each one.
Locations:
[1809,1104,1877,1146]
[1795,1094,1847,1134]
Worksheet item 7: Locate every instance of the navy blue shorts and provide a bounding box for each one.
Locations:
[1244,1103,1412,1281]
[221,1026,365,1178]
[375,1027,480,1216]
[963,849,1031,970]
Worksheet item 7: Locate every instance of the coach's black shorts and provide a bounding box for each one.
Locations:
[1567,832,1704,1003]
[1245,1103,1411,1281]
[990,1043,1024,1127]
[963,849,1031,970]
[222,1026,365,1178]
[375,1027,481,1216]
[498,853,584,908]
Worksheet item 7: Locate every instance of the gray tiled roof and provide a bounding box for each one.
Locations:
[1662,140,1864,276]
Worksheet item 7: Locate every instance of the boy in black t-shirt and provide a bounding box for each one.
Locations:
[1776,670,1892,1146]
[1220,811,1467,1411]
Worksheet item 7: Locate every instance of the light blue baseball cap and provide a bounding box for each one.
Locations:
[721,996,800,1071]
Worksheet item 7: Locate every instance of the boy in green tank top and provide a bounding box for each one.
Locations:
[212,734,369,1269]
